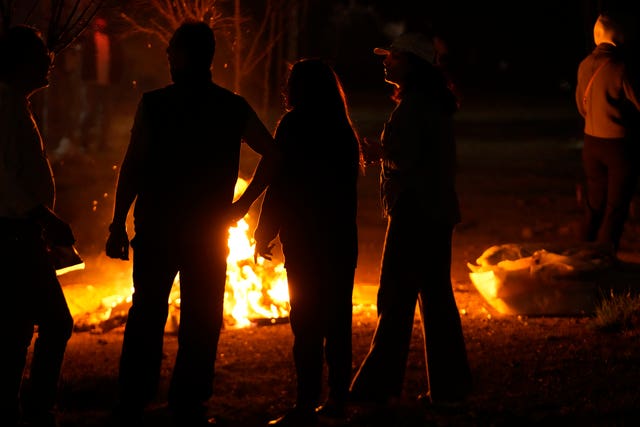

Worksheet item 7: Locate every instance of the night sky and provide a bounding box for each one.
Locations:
[11,0,640,115]
[297,0,640,98]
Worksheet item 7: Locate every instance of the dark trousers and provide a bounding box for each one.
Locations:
[118,226,228,413]
[0,220,73,425]
[350,205,471,403]
[581,136,638,252]
[285,264,355,408]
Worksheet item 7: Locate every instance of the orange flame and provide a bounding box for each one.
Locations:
[165,214,290,331]
[68,178,290,332]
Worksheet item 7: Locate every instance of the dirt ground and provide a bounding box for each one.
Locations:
[34,90,640,426]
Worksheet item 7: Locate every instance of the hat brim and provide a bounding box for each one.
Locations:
[373,47,391,56]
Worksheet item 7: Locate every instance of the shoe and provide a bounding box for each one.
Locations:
[168,401,222,427]
[170,403,221,427]
[316,400,350,427]
[172,414,220,426]
[21,410,58,427]
[172,411,221,426]
[267,406,318,426]
[419,388,470,402]
[417,393,467,412]
[348,388,389,406]
[316,399,347,419]
[348,401,394,427]
[109,405,144,427]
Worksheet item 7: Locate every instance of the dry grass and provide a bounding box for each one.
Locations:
[592,290,640,332]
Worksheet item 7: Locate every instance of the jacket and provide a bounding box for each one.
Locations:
[576,43,640,139]
[380,90,460,224]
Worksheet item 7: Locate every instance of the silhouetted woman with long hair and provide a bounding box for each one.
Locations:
[254,58,362,426]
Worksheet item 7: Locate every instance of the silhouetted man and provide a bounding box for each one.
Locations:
[576,12,640,253]
[105,20,280,427]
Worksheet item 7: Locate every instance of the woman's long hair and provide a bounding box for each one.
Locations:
[283,58,365,171]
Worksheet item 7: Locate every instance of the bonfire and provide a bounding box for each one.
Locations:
[65,178,290,332]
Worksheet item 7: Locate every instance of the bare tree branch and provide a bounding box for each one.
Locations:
[240,0,286,77]
[118,0,297,99]
[120,0,233,44]
[0,0,107,53]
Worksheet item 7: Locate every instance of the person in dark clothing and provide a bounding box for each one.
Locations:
[0,25,76,427]
[575,12,640,254]
[253,58,362,427]
[105,21,280,427]
[348,32,472,411]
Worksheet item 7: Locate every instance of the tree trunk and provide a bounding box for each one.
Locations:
[261,11,276,116]
[234,0,242,93]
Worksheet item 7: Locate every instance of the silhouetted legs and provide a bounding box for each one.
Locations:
[1,221,73,427]
[581,137,637,252]
[350,206,471,404]
[286,264,354,410]
[117,227,228,423]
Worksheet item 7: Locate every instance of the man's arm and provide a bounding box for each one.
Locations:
[230,109,281,222]
[110,101,148,227]
[106,100,147,259]
[110,144,139,227]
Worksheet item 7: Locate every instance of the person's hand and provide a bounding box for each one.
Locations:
[106,223,129,260]
[254,240,275,263]
[362,136,382,165]
[42,211,75,246]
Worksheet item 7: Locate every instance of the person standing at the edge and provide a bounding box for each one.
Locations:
[348,32,472,413]
[576,12,640,254]
[105,20,280,427]
[0,25,76,427]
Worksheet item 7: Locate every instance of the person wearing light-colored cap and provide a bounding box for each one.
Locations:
[349,31,472,412]
[372,32,437,64]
